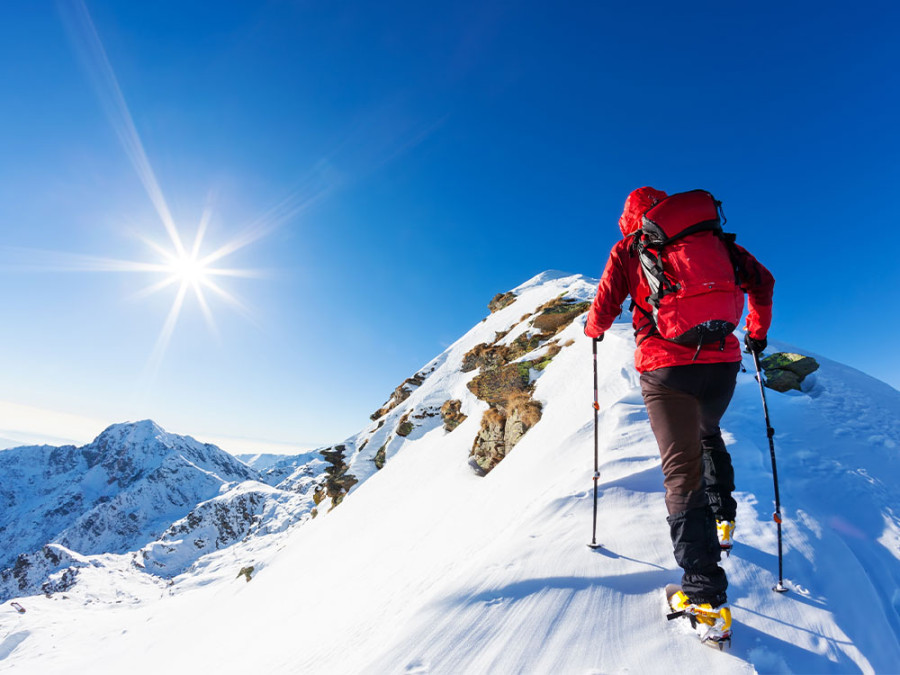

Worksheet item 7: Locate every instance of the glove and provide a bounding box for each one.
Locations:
[744,333,767,354]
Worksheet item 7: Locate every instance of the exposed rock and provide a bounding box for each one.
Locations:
[43,566,80,596]
[0,545,90,602]
[533,343,561,371]
[488,292,517,313]
[461,291,573,473]
[138,485,307,577]
[370,373,427,420]
[467,361,532,406]
[504,393,543,449]
[507,333,544,361]
[762,352,820,378]
[470,393,543,473]
[761,352,820,392]
[461,342,512,373]
[764,369,802,392]
[396,412,415,437]
[531,298,591,334]
[320,445,358,508]
[440,400,468,432]
[373,445,387,471]
[471,409,506,472]
[237,566,254,582]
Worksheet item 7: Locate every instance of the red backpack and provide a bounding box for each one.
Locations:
[632,190,744,353]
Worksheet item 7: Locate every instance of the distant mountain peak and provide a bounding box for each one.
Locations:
[95,419,168,443]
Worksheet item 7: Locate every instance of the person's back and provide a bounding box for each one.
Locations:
[585,186,774,643]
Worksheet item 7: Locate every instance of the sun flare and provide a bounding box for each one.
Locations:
[166,253,209,286]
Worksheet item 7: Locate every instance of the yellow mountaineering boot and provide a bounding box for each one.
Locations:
[666,584,732,647]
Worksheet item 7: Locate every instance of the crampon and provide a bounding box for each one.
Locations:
[665,584,732,649]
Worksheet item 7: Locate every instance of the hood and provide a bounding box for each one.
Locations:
[618,186,668,236]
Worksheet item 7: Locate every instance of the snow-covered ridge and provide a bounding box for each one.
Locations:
[2,270,900,673]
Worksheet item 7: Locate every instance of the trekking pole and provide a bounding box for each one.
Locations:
[751,350,788,593]
[588,337,602,549]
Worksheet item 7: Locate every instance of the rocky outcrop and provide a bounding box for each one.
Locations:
[462,342,512,373]
[531,297,591,335]
[440,400,467,431]
[373,445,387,470]
[488,292,517,313]
[370,373,427,420]
[321,445,358,508]
[761,352,820,392]
[461,295,586,472]
[137,484,308,577]
[396,412,415,437]
[472,409,505,471]
[503,393,543,449]
[0,545,90,601]
[467,361,533,406]
[471,393,543,472]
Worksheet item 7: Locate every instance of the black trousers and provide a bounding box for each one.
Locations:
[640,361,740,605]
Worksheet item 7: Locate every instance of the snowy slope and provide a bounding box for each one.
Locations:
[2,271,899,674]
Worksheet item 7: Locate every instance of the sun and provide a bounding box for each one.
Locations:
[165,252,209,286]
[125,209,267,380]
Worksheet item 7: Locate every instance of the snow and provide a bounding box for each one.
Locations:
[2,271,899,674]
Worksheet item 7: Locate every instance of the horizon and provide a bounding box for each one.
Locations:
[2,1,898,453]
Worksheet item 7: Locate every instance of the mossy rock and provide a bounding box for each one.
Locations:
[532,301,590,334]
[760,352,819,392]
[761,352,820,378]
[373,445,386,470]
[534,358,553,371]
[532,342,561,372]
[488,292,516,313]
[764,369,803,392]
[237,566,254,582]
[397,421,414,437]
[461,342,512,373]
[507,333,544,360]
[467,361,531,405]
[440,399,467,431]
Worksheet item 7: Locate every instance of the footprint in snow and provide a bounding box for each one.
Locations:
[405,659,429,673]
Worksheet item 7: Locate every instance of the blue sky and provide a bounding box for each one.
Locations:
[1,1,898,452]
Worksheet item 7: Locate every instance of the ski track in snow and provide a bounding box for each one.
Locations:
[1,271,899,674]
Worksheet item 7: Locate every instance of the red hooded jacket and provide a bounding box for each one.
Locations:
[585,187,775,373]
